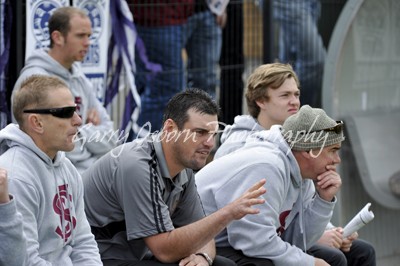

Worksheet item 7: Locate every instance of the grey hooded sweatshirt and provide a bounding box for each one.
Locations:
[215,115,263,159]
[196,125,336,266]
[12,49,117,173]
[0,124,102,265]
[0,195,26,266]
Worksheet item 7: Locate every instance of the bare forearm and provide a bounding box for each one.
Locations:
[145,179,266,263]
[146,207,233,263]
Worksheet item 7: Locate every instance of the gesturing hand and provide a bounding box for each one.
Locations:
[224,179,267,220]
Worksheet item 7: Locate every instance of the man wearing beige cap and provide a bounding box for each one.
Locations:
[196,105,345,266]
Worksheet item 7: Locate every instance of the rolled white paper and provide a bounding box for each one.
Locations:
[342,203,374,238]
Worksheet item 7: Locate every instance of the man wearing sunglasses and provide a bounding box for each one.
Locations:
[12,6,116,174]
[0,75,102,265]
[196,105,346,266]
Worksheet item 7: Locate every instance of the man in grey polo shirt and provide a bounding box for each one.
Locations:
[82,89,266,266]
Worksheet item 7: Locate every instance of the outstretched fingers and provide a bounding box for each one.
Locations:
[245,179,267,208]
[232,179,267,218]
[246,178,267,193]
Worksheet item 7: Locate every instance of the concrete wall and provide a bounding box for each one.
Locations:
[323,0,400,264]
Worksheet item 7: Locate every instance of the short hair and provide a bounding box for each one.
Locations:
[245,63,300,118]
[48,6,88,48]
[162,89,220,130]
[13,75,68,127]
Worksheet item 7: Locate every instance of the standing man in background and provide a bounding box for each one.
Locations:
[184,0,227,100]
[129,0,195,134]
[273,0,326,107]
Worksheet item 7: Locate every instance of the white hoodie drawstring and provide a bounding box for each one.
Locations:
[300,180,307,251]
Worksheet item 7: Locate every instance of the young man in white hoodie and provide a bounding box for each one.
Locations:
[0,75,102,265]
[215,63,301,158]
[0,168,26,266]
[213,63,376,266]
[12,6,116,174]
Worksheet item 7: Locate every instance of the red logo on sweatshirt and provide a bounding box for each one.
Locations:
[74,96,83,117]
[53,184,77,242]
[277,210,291,236]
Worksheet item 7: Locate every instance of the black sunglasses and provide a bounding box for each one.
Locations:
[23,105,77,119]
[310,121,344,134]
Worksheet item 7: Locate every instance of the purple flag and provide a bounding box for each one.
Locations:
[107,0,161,138]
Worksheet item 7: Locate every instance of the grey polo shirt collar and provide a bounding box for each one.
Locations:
[152,133,189,186]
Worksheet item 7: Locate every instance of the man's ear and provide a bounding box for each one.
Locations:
[301,150,312,159]
[162,118,177,133]
[27,114,44,134]
[292,149,309,159]
[255,99,267,110]
[51,30,64,46]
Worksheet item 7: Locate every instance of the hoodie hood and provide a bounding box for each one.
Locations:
[11,49,89,123]
[21,49,84,82]
[0,124,66,166]
[13,49,91,120]
[244,125,302,187]
[215,115,264,159]
[220,115,263,143]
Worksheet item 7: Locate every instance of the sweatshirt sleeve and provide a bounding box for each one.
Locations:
[8,178,53,265]
[77,78,117,155]
[0,195,27,266]
[69,170,102,265]
[281,181,336,250]
[215,163,315,266]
